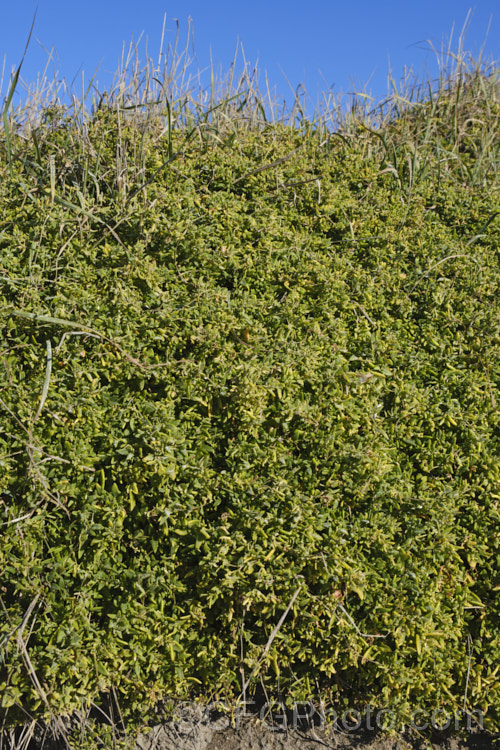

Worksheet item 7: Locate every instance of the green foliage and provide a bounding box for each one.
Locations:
[0,52,499,740]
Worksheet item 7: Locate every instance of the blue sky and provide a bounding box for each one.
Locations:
[1,1,499,116]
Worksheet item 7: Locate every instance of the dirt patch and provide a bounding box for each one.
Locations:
[133,707,496,750]
[10,702,497,750]
[134,727,497,750]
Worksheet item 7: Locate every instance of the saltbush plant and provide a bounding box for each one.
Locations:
[0,21,499,741]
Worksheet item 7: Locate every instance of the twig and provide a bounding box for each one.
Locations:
[240,607,247,711]
[25,434,70,517]
[233,148,301,184]
[239,586,301,698]
[16,615,70,747]
[356,305,377,327]
[33,340,52,422]
[0,593,40,652]
[295,729,332,747]
[408,253,482,294]
[50,193,127,249]
[11,594,71,747]
[0,396,30,434]
[0,513,33,527]
[463,632,472,712]
[4,308,143,367]
[54,330,101,355]
[336,604,388,639]
[270,175,321,190]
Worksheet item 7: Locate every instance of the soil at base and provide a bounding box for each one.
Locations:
[10,702,497,750]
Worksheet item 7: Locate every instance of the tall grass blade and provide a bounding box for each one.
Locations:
[1,10,37,170]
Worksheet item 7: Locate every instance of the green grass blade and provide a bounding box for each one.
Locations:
[1,9,37,169]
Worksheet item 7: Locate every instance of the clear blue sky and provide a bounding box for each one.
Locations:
[1,1,498,116]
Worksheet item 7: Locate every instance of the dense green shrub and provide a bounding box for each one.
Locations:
[0,55,499,737]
